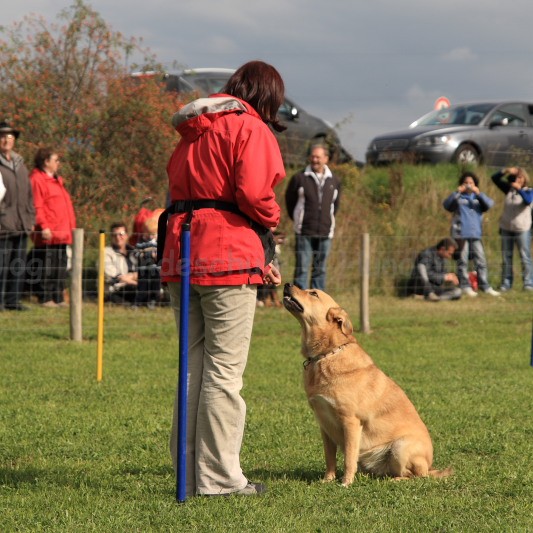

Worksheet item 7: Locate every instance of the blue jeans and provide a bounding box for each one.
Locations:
[293,235,332,290]
[457,238,491,290]
[500,228,533,289]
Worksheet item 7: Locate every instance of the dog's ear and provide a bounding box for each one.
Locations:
[326,307,353,335]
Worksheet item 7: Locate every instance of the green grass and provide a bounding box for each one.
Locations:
[1,291,533,532]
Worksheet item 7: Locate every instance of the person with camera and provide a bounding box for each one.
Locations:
[443,171,500,297]
[491,167,533,292]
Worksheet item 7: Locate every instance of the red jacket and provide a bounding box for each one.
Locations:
[161,95,285,285]
[30,168,77,246]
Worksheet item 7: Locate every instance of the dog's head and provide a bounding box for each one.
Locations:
[283,283,354,357]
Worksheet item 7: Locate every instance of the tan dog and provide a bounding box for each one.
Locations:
[283,284,452,486]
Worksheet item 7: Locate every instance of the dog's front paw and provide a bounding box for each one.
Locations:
[341,476,355,487]
[321,472,336,483]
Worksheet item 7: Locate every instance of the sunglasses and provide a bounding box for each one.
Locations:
[112,231,127,237]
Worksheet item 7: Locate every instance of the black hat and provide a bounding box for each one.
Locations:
[0,121,20,139]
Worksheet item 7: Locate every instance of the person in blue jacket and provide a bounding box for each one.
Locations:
[443,171,500,297]
[491,167,533,291]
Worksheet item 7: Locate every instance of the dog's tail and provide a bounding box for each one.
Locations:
[428,466,453,478]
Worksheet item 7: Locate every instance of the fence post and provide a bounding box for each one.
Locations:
[360,233,371,333]
[70,228,84,341]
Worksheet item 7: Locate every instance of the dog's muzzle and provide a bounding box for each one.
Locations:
[283,283,304,312]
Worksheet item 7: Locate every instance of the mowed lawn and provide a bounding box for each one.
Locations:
[1,290,532,532]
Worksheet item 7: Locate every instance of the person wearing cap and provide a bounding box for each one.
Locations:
[0,170,5,202]
[0,122,35,311]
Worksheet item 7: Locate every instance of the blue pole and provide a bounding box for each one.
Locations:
[176,222,191,503]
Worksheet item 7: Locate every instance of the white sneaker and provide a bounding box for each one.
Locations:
[483,287,500,297]
[462,287,478,297]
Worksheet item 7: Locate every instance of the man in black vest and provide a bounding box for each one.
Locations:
[285,144,341,290]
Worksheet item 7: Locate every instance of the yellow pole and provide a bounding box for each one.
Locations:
[97,230,106,382]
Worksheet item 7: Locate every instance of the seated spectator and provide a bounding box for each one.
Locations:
[129,197,155,247]
[134,216,162,308]
[102,222,138,304]
[407,238,462,302]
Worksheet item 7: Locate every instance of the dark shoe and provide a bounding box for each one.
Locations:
[5,303,29,311]
[204,481,267,497]
[229,482,267,496]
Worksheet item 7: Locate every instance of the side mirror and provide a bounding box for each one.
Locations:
[290,106,299,120]
[489,117,508,129]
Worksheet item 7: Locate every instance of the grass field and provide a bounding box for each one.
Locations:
[1,290,532,532]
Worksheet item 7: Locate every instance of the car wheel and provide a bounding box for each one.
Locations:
[453,144,480,165]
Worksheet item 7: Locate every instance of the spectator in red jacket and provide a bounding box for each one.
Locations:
[29,147,76,307]
[163,61,285,497]
[129,197,155,247]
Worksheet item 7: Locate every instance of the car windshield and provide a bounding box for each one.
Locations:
[181,73,229,95]
[410,103,495,127]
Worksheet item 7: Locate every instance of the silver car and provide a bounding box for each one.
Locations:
[366,101,533,166]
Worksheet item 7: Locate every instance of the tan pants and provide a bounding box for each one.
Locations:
[168,282,257,495]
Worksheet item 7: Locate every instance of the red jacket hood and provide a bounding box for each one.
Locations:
[172,95,255,142]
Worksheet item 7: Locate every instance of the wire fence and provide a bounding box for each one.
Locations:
[0,228,526,338]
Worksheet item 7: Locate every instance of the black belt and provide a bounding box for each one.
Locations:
[166,199,243,216]
[157,199,275,267]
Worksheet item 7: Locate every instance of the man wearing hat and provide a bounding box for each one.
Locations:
[0,121,35,311]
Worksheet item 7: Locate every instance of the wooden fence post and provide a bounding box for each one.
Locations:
[70,228,84,341]
[360,233,371,333]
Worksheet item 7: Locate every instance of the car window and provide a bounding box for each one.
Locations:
[181,74,229,95]
[490,104,527,127]
[414,104,494,126]
[165,75,195,93]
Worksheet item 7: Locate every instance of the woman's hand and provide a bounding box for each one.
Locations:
[263,263,281,286]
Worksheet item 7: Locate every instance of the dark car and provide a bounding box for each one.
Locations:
[155,68,354,166]
[366,101,533,167]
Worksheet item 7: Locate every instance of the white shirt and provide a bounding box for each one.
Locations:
[0,170,5,202]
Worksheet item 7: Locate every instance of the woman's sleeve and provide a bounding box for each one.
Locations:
[233,121,285,228]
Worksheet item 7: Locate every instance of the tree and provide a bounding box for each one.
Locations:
[0,0,182,232]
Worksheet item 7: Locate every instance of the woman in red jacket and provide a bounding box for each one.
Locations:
[163,61,285,497]
[29,147,76,307]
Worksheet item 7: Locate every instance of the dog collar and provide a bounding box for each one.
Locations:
[303,343,350,369]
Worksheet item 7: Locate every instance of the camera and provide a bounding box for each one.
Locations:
[508,174,517,183]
